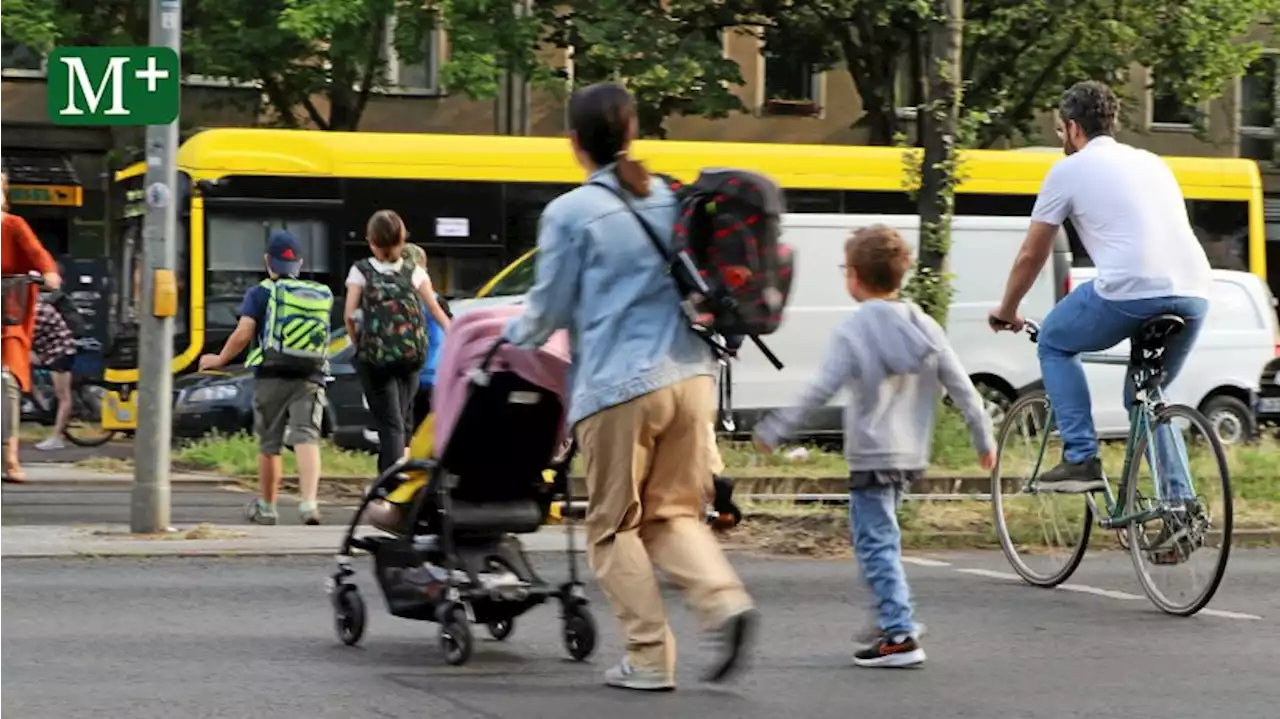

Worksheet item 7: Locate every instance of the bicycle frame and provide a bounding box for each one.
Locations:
[1028,366,1195,531]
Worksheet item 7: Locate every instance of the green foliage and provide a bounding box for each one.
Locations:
[0,0,57,53]
[728,0,1277,146]
[533,0,746,138]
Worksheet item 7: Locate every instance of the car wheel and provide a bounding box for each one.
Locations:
[1200,395,1256,446]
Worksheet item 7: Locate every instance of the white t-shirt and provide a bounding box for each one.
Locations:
[344,258,430,292]
[1030,136,1212,301]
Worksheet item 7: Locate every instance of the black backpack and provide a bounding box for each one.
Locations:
[592,170,794,369]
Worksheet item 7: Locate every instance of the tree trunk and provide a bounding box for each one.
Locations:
[914,0,963,322]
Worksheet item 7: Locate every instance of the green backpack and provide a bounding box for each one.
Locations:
[248,278,333,373]
[355,259,428,368]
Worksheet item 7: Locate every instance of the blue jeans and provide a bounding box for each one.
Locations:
[1038,281,1207,500]
[849,485,914,635]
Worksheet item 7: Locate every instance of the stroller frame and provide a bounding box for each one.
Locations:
[327,341,596,667]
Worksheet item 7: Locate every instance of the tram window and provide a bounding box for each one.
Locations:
[206,214,330,300]
[504,182,575,255]
[785,190,843,213]
[954,194,1036,216]
[1187,199,1249,271]
[844,190,916,215]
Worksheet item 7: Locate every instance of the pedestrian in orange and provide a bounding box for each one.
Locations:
[2,171,61,482]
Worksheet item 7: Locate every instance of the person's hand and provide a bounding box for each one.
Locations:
[198,353,223,371]
[978,449,997,472]
[987,310,1024,333]
[41,272,61,291]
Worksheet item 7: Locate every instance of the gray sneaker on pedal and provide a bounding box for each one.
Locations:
[1036,457,1106,494]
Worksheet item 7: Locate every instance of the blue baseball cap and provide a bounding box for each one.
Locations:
[266,230,303,277]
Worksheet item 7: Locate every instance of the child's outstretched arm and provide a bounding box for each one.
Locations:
[935,334,996,466]
[754,331,858,449]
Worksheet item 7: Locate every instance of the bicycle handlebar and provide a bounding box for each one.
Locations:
[1,273,46,289]
[990,316,1041,343]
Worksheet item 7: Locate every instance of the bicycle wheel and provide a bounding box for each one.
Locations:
[1125,403,1232,616]
[63,384,115,448]
[992,391,1093,587]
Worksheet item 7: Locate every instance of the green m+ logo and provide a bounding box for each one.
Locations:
[47,47,180,126]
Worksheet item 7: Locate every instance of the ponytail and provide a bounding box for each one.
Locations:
[615,152,651,198]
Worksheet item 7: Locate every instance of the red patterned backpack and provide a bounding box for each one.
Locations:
[593,169,794,368]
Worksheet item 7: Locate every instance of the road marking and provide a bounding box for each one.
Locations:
[1199,608,1262,620]
[1059,583,1141,601]
[951,567,1263,620]
[957,568,1022,580]
[902,557,952,567]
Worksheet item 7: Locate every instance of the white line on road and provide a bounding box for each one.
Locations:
[956,568,1022,581]
[949,566,1263,620]
[902,557,952,567]
[1059,583,1141,601]
[1198,608,1263,620]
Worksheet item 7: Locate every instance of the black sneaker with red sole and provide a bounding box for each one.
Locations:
[853,633,926,668]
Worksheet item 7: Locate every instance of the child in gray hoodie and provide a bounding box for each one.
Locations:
[755,225,996,668]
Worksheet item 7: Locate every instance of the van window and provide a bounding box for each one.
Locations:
[1207,279,1265,331]
[1189,200,1249,271]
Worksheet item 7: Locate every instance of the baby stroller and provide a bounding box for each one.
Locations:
[328,306,597,666]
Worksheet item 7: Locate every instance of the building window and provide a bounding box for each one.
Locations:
[1149,70,1200,127]
[2,33,45,76]
[1240,54,1277,164]
[762,50,820,115]
[382,14,440,94]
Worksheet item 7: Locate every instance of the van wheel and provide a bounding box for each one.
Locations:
[1200,395,1256,446]
[974,381,1016,428]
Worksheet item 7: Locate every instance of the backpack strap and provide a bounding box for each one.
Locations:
[588,181,676,264]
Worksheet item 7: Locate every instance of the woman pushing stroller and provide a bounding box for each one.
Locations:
[499,82,757,692]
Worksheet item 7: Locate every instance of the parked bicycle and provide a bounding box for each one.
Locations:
[20,366,116,447]
[990,316,1232,616]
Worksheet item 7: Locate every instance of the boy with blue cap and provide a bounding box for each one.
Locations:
[200,230,334,525]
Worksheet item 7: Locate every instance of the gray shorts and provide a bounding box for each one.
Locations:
[253,377,324,455]
[2,369,18,443]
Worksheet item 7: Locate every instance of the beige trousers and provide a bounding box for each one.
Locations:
[575,375,753,677]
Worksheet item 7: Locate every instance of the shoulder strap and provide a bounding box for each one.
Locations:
[588,181,674,263]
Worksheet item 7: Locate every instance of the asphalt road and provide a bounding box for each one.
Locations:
[3,550,1278,719]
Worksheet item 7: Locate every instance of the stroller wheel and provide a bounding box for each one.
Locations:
[439,607,474,666]
[562,606,597,662]
[333,585,366,646]
[486,618,515,641]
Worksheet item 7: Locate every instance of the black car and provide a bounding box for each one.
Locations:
[172,330,375,451]
[1256,357,1280,428]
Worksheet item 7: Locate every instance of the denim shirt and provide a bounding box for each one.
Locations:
[502,165,715,426]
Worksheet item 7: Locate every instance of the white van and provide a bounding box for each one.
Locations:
[1067,267,1277,444]
[451,213,1072,437]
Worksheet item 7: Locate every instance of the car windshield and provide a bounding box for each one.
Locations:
[484,253,536,298]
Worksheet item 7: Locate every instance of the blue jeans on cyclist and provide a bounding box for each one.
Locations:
[1036,280,1207,497]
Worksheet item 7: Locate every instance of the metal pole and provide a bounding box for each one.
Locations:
[131,0,181,533]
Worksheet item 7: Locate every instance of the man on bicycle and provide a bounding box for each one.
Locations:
[988,81,1212,495]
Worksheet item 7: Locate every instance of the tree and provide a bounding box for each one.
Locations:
[902,0,962,325]
[732,0,1278,147]
[188,0,442,130]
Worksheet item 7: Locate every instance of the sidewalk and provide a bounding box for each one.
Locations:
[0,523,583,558]
[14,463,229,485]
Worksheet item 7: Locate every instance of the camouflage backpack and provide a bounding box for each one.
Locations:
[355,259,428,368]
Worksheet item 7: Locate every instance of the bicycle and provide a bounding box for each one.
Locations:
[0,269,45,491]
[990,315,1232,616]
[21,367,117,447]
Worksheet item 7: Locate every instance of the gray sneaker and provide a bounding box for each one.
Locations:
[603,659,675,691]
[1036,457,1107,494]
[298,501,322,526]
[245,498,278,526]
